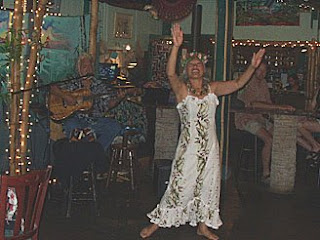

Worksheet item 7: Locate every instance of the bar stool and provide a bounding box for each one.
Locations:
[106,128,140,192]
[305,152,320,188]
[236,130,259,183]
[65,162,98,218]
[53,139,104,218]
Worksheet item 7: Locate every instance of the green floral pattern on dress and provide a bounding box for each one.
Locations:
[194,100,210,199]
[166,102,190,207]
[147,94,222,229]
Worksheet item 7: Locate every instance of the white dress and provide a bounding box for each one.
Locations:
[148,92,223,229]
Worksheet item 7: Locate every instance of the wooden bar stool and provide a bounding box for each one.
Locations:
[106,128,140,192]
[53,139,104,218]
[65,162,98,218]
[236,131,259,183]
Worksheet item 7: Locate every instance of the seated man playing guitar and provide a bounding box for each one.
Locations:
[50,53,125,154]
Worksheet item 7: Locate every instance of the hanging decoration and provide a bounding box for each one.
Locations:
[152,0,197,22]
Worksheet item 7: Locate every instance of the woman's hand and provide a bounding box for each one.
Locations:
[171,23,183,48]
[250,48,266,69]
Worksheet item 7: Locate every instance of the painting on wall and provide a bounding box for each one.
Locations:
[39,16,89,84]
[236,0,300,26]
[114,12,133,39]
[150,38,172,89]
[41,16,81,50]
[0,10,10,43]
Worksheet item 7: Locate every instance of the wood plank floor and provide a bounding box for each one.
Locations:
[39,154,320,240]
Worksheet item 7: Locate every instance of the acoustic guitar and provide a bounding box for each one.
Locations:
[48,88,108,121]
[48,87,141,121]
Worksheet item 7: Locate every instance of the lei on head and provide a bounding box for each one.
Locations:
[180,51,209,69]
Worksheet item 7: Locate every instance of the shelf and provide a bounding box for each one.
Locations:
[232,44,308,93]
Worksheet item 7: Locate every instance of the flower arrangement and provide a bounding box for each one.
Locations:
[180,51,208,69]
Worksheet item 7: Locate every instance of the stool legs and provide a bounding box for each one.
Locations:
[106,148,119,189]
[66,176,73,218]
[106,147,137,192]
[90,163,99,216]
[65,163,98,218]
[237,133,259,184]
[254,135,258,183]
[129,150,135,191]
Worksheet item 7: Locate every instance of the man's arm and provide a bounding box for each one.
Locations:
[107,89,126,109]
[251,101,295,112]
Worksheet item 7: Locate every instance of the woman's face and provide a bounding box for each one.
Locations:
[186,58,205,79]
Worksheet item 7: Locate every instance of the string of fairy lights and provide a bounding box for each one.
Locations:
[1,0,56,174]
[0,1,319,175]
[231,40,320,50]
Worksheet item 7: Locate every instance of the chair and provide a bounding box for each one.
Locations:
[53,139,104,218]
[305,152,320,188]
[106,128,140,192]
[235,131,259,183]
[0,166,52,240]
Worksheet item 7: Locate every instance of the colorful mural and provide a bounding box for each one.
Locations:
[39,16,89,84]
[236,0,300,26]
[0,10,10,43]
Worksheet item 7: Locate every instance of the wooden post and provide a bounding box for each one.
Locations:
[214,0,233,181]
[19,0,48,174]
[8,0,23,175]
[89,0,99,62]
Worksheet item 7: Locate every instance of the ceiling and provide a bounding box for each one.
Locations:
[98,0,152,10]
[98,0,320,13]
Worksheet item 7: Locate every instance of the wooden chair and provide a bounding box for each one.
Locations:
[0,166,52,240]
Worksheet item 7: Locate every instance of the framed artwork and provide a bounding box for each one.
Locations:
[114,13,133,39]
[236,0,300,26]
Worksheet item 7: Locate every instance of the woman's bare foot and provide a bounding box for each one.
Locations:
[140,224,159,238]
[197,223,219,240]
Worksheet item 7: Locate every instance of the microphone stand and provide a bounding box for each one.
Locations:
[11,74,95,95]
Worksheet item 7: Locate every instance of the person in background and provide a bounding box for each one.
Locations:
[301,86,320,161]
[140,23,265,240]
[285,74,301,92]
[50,53,124,154]
[235,62,320,184]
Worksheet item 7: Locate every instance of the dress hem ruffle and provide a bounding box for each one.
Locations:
[147,198,223,229]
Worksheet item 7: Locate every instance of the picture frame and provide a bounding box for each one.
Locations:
[114,12,133,39]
